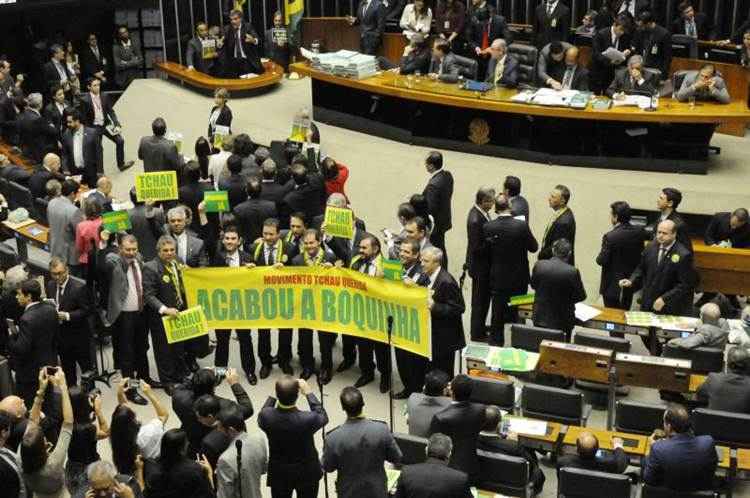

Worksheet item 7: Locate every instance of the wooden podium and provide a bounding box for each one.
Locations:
[537,341,613,384]
[615,353,692,393]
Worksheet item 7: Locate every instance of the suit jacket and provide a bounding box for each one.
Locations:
[477,433,545,493]
[676,72,731,104]
[48,195,82,266]
[422,268,465,359]
[705,212,750,248]
[128,205,158,261]
[399,47,431,75]
[78,92,120,128]
[216,431,268,498]
[221,22,264,74]
[509,195,529,223]
[137,135,181,173]
[201,429,231,471]
[43,101,69,138]
[557,65,589,91]
[355,0,387,39]
[428,54,466,83]
[208,105,232,139]
[46,277,91,340]
[466,14,512,53]
[178,181,210,232]
[112,39,143,88]
[143,457,213,498]
[484,215,538,293]
[61,126,103,182]
[233,198,277,249]
[539,208,576,265]
[102,252,144,325]
[537,41,573,85]
[668,321,728,350]
[423,169,453,234]
[429,401,485,480]
[79,45,106,81]
[606,67,659,97]
[165,230,207,268]
[186,36,216,74]
[533,1,570,48]
[671,13,714,40]
[465,206,491,277]
[258,179,289,210]
[592,27,632,86]
[643,433,718,491]
[485,54,519,87]
[29,167,65,201]
[219,174,249,210]
[18,109,56,163]
[280,176,326,224]
[257,394,328,487]
[406,393,451,438]
[630,240,695,315]
[211,247,253,269]
[143,258,187,327]
[326,226,367,266]
[43,60,72,92]
[697,372,750,414]
[557,447,628,474]
[322,418,402,498]
[596,222,646,302]
[531,257,586,334]
[7,302,59,383]
[646,211,693,253]
[633,25,672,77]
[0,164,31,186]
[394,458,472,498]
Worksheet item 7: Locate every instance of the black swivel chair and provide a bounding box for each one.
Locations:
[7,180,32,211]
[662,344,725,374]
[34,197,48,225]
[393,432,428,465]
[510,324,566,353]
[521,383,591,426]
[470,376,515,412]
[692,408,750,448]
[507,43,538,87]
[477,449,533,497]
[453,54,479,80]
[557,467,631,498]
[641,484,717,497]
[671,34,699,59]
[615,400,666,436]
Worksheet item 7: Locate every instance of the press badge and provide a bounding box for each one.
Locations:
[651,45,658,55]
[551,18,557,27]
[444,21,450,30]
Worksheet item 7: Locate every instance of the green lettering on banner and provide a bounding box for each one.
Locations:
[102,210,132,232]
[244,289,260,319]
[229,289,244,320]
[338,291,351,325]
[279,288,294,319]
[301,289,315,320]
[213,289,228,320]
[163,306,209,344]
[203,191,229,213]
[352,294,366,331]
[197,290,211,320]
[135,171,178,202]
[321,289,336,322]
[409,309,420,343]
[262,288,277,318]
[323,206,354,239]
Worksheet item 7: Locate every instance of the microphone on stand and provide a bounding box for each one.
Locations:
[235,439,244,498]
[387,315,394,432]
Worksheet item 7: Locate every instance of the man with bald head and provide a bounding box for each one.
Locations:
[668,302,728,350]
[87,176,113,212]
[556,430,628,475]
[28,152,65,200]
[558,47,589,90]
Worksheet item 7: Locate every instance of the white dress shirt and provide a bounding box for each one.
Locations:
[72,127,85,168]
[123,260,142,312]
[174,232,188,263]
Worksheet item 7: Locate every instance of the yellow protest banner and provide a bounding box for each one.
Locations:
[182,266,432,358]
[323,206,354,239]
[162,306,210,344]
[135,171,178,202]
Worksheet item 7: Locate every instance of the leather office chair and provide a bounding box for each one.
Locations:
[7,180,32,211]
[477,449,532,497]
[662,344,724,374]
[641,484,717,497]
[470,376,515,412]
[671,34,699,59]
[671,69,694,98]
[510,324,566,353]
[572,332,631,402]
[521,383,591,426]
[615,400,666,435]
[0,177,10,202]
[557,467,631,498]
[34,197,48,225]
[0,243,18,271]
[393,432,428,465]
[452,54,479,80]
[692,408,750,448]
[507,43,538,86]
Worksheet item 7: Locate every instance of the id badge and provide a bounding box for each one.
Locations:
[551,18,557,28]
[444,21,450,30]
[651,45,658,55]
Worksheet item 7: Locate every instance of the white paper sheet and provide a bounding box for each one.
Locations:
[575,303,602,322]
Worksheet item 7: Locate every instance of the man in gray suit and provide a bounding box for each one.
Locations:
[215,404,268,498]
[147,205,207,268]
[406,369,451,437]
[137,117,182,173]
[675,63,731,104]
[47,179,82,275]
[322,387,402,498]
[428,39,464,83]
[668,302,729,350]
[127,187,158,261]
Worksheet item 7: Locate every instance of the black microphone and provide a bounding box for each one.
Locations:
[387,315,393,331]
[235,439,243,453]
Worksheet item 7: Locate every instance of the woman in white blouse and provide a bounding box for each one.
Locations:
[400,0,433,41]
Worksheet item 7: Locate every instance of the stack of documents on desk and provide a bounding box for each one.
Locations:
[463,344,540,372]
[612,94,653,109]
[624,311,700,330]
[530,88,579,106]
[303,48,378,79]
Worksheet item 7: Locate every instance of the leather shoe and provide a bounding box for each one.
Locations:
[246,373,258,385]
[379,376,391,394]
[300,368,314,380]
[259,365,272,379]
[319,369,332,385]
[280,363,293,375]
[126,389,148,405]
[354,374,374,388]
[141,377,164,389]
[336,359,355,373]
[118,160,135,172]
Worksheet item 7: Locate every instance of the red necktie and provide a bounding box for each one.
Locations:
[481,24,490,50]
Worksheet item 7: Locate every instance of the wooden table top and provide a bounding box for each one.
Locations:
[564,426,649,456]
[291,62,750,125]
[738,449,750,471]
[3,220,48,245]
[157,60,284,91]
[510,416,562,444]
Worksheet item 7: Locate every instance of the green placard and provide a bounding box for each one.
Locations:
[135,171,178,202]
[382,258,403,282]
[509,293,535,306]
[101,210,131,232]
[163,306,210,344]
[323,206,354,239]
[204,191,229,213]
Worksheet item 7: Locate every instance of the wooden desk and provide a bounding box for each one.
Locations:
[517,303,650,338]
[156,61,284,93]
[510,417,563,454]
[0,140,33,172]
[563,426,649,457]
[692,238,750,295]
[2,219,49,259]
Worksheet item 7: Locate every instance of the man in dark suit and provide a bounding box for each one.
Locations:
[427,40,466,83]
[634,11,672,78]
[126,188,158,261]
[248,218,294,379]
[28,153,65,201]
[503,175,529,223]
[672,1,714,40]
[697,347,750,414]
[429,374,485,484]
[233,178,277,251]
[591,18,632,94]
[349,0,387,55]
[705,208,750,248]
[537,41,572,88]
[47,258,92,386]
[465,187,495,342]
[606,55,659,97]
[422,151,453,264]
[556,431,629,475]
[484,39,519,87]
[43,85,70,141]
[643,404,718,491]
[0,158,31,186]
[258,159,289,212]
[219,155,249,210]
[210,226,258,384]
[557,46,590,90]
[466,5,512,79]
[533,0,571,49]
[79,33,107,83]
[78,78,134,172]
[531,239,586,339]
[8,280,59,408]
[484,194,538,345]
[221,9,264,77]
[42,44,72,95]
[62,109,102,188]
[186,22,218,75]
[258,376,328,498]
[647,187,693,252]
[418,246,465,377]
[596,201,646,309]
[137,117,181,173]
[280,163,326,226]
[539,184,576,265]
[385,33,431,75]
[178,161,210,233]
[18,93,57,164]
[150,205,208,269]
[394,433,473,498]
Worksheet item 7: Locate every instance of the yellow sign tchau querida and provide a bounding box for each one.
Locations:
[162,305,210,344]
[323,206,354,240]
[135,171,178,202]
[182,266,432,358]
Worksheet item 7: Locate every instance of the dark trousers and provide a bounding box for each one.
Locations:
[360,33,382,55]
[489,289,517,346]
[58,329,93,386]
[396,348,429,394]
[342,335,357,363]
[94,125,125,168]
[603,290,633,310]
[227,55,263,77]
[149,316,185,384]
[429,351,456,378]
[430,229,448,266]
[470,274,491,341]
[112,311,149,380]
[319,332,336,371]
[358,338,391,376]
[215,329,255,375]
[299,329,336,371]
[270,482,319,498]
[258,328,293,366]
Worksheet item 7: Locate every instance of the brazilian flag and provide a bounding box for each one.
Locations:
[285,0,304,47]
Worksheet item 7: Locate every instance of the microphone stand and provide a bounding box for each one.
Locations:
[235,439,244,498]
[317,375,331,498]
[387,315,395,433]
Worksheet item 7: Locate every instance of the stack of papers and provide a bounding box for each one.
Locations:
[624,311,700,330]
[511,88,591,108]
[463,344,540,372]
[575,303,602,322]
[602,47,627,64]
[301,48,378,79]
[612,94,653,109]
